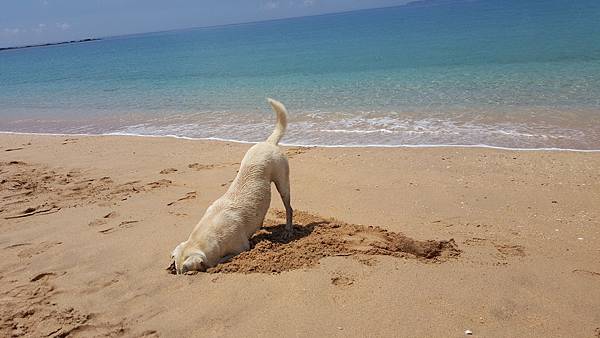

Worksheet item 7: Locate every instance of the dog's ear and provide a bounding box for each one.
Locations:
[181,254,207,274]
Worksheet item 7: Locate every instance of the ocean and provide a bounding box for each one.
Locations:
[1,0,600,149]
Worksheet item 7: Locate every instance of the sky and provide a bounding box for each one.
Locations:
[0,0,415,47]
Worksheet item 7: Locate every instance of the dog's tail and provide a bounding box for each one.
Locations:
[266,98,288,145]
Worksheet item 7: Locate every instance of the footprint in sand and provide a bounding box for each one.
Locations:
[61,138,78,145]
[4,242,32,249]
[188,162,237,171]
[139,330,160,338]
[354,255,378,266]
[167,191,196,206]
[285,147,313,159]
[103,211,118,218]
[82,271,124,294]
[4,205,61,220]
[98,220,140,234]
[572,269,600,278]
[30,271,66,282]
[17,241,62,259]
[4,205,60,219]
[146,179,172,189]
[330,273,355,287]
[463,237,488,246]
[188,163,217,170]
[90,210,146,235]
[159,168,178,174]
[5,160,26,165]
[494,243,526,258]
[88,211,118,227]
[168,211,189,217]
[462,239,525,265]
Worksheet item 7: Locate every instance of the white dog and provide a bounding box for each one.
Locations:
[171,98,293,274]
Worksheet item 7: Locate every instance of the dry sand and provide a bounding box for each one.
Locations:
[0,133,599,337]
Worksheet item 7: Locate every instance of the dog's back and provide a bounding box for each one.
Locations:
[220,142,288,237]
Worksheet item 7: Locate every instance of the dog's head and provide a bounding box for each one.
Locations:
[171,241,208,274]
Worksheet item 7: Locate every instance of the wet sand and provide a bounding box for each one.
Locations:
[1,133,599,337]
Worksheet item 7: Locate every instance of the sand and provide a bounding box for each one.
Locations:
[1,133,599,337]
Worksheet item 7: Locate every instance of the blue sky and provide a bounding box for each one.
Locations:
[0,0,414,47]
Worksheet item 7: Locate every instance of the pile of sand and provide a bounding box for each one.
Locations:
[168,210,459,274]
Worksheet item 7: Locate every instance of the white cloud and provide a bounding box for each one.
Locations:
[56,22,71,30]
[262,1,280,10]
[42,0,49,5]
[263,0,317,10]
[33,23,47,33]
[2,28,21,35]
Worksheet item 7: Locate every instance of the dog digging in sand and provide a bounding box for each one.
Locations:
[170,98,293,274]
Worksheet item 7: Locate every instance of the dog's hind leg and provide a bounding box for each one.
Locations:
[273,161,293,234]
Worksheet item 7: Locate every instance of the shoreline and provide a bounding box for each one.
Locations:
[2,130,600,153]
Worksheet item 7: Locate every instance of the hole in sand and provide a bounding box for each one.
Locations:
[167,210,460,274]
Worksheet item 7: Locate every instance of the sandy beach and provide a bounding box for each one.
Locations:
[1,133,599,337]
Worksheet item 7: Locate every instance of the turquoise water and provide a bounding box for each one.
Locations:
[1,0,600,149]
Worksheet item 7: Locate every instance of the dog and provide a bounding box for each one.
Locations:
[170,98,293,274]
